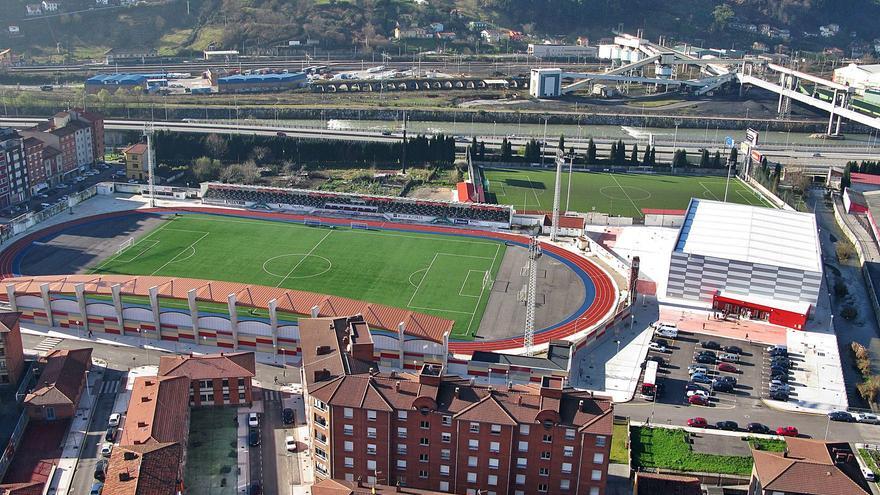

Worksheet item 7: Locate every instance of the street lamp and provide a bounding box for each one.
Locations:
[614,339,621,354]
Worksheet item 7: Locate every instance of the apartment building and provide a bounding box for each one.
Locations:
[22,348,92,420]
[158,352,255,406]
[300,316,614,495]
[122,142,147,180]
[21,137,46,194]
[749,438,870,495]
[0,129,30,207]
[17,109,104,185]
[0,312,25,387]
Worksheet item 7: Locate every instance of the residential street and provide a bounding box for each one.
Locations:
[68,369,123,495]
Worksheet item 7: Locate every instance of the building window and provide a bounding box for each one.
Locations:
[344,457,354,468]
[314,399,327,411]
[468,456,478,467]
[541,451,551,460]
[315,448,327,460]
[542,434,552,443]
[442,415,452,426]
[367,460,377,471]
[440,482,450,491]
[345,473,354,482]
[470,422,480,433]
[487,475,498,486]
[420,420,429,429]
[518,441,528,452]
[419,453,429,463]
[344,441,353,452]
[397,460,407,470]
[419,470,429,479]
[515,474,526,485]
[367,444,377,455]
[488,458,499,470]
[590,488,599,495]
[343,425,353,436]
[468,439,479,450]
[564,445,574,457]
[565,428,576,440]
[398,410,408,420]
[397,444,407,455]
[441,449,451,461]
[538,483,548,493]
[560,479,571,490]
[491,424,502,435]
[591,470,602,481]
[467,472,477,483]
[520,424,530,435]
[397,427,407,438]
[539,467,549,476]
[441,432,451,443]
[561,462,572,474]
[440,465,450,476]
[596,435,607,447]
[367,427,377,439]
[490,441,500,453]
[593,453,605,464]
[420,437,429,446]
[367,410,377,421]
[517,457,527,468]
[343,407,353,419]
[515,491,525,495]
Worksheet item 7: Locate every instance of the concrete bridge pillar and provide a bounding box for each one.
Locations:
[40,283,53,327]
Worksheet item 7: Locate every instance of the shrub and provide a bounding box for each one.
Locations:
[837,242,856,262]
[834,281,849,298]
[857,376,880,404]
[842,305,858,320]
[852,342,873,378]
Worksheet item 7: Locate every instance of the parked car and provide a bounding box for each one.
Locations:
[702,340,721,350]
[685,383,708,393]
[828,411,855,422]
[108,413,121,427]
[248,429,260,447]
[276,131,287,137]
[776,426,798,437]
[249,482,262,495]
[90,482,103,495]
[282,408,294,425]
[769,383,792,394]
[687,417,708,428]
[719,353,740,363]
[248,412,259,428]
[769,390,789,401]
[687,390,710,399]
[688,395,709,406]
[717,363,739,373]
[747,423,770,434]
[104,427,116,443]
[770,365,790,375]
[695,354,716,365]
[654,338,669,348]
[723,345,743,355]
[716,421,739,431]
[688,365,708,376]
[770,372,789,383]
[649,342,668,353]
[698,350,717,358]
[655,325,678,338]
[94,459,107,481]
[646,356,665,366]
[711,380,734,393]
[768,345,788,356]
[691,373,712,384]
[856,413,880,425]
[285,435,296,452]
[100,443,113,457]
[715,375,737,385]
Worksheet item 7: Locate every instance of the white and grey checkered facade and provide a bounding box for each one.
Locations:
[666,251,822,306]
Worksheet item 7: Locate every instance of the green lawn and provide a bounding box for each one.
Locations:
[185,407,238,495]
[482,168,772,217]
[90,214,505,339]
[860,448,880,478]
[747,437,787,452]
[630,427,755,475]
[611,422,629,464]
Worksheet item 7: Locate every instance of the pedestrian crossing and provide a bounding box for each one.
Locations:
[33,337,63,354]
[262,389,282,402]
[98,380,120,395]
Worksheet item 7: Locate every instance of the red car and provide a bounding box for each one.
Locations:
[776,426,799,437]
[688,395,709,406]
[687,417,708,428]
[718,363,740,373]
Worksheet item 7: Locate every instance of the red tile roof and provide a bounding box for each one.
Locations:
[24,348,91,407]
[0,312,21,334]
[752,438,870,495]
[119,376,190,447]
[852,173,880,186]
[634,472,702,495]
[103,442,183,495]
[0,482,45,495]
[312,478,449,495]
[4,275,452,344]
[158,352,255,380]
[123,143,147,155]
[456,181,476,202]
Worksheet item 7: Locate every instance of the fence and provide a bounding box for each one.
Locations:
[0,411,29,481]
[741,175,793,211]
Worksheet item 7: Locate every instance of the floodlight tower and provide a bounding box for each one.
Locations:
[550,147,564,242]
[523,236,541,355]
[144,123,156,207]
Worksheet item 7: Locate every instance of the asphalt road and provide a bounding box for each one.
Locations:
[260,393,282,495]
[68,368,123,495]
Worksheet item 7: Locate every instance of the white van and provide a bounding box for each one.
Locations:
[653,322,678,338]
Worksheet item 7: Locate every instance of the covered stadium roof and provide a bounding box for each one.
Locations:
[674,199,821,273]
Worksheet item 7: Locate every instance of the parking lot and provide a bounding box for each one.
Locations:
[634,329,781,412]
[0,162,122,220]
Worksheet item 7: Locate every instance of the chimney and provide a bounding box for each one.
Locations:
[507,381,513,391]
[313,369,331,383]
[137,421,147,427]
[119,472,132,482]
[140,396,150,403]
[145,380,154,386]
[315,345,332,356]
[454,387,461,398]
[123,451,137,460]
[469,377,475,386]
[517,395,523,406]
[395,381,401,392]
[579,399,585,412]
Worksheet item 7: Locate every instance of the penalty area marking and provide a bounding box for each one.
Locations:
[458,270,484,298]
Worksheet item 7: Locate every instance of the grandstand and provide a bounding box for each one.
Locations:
[201,183,513,228]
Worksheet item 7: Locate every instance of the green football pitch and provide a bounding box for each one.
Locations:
[90,214,506,339]
[483,168,772,217]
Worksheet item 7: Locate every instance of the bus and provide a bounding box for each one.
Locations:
[640,360,659,401]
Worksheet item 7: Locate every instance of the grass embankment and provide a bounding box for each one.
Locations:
[630,427,754,476]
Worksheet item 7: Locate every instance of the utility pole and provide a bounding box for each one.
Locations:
[523,236,541,355]
[401,111,407,174]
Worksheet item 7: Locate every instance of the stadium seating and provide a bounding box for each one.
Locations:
[203,184,511,223]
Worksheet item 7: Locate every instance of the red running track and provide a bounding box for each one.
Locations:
[0,207,617,354]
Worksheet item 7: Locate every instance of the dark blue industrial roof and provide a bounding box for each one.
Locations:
[217,72,306,84]
[86,73,170,85]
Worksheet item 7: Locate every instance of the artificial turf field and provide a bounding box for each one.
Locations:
[90,214,505,339]
[482,168,772,216]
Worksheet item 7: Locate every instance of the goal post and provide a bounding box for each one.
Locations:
[351,222,370,230]
[116,237,134,255]
[304,219,322,227]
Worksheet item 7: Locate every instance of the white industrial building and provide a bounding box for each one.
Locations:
[530,68,562,97]
[528,44,598,59]
[833,63,880,91]
[665,199,822,329]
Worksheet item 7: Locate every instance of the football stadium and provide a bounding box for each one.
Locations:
[482,168,772,216]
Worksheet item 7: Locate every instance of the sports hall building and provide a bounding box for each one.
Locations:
[665,199,822,330]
